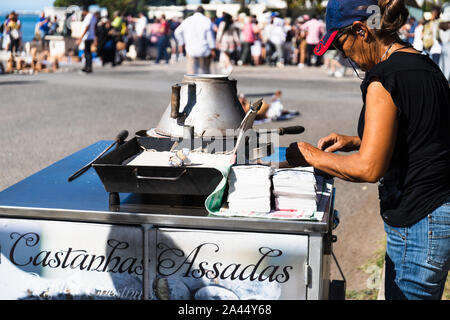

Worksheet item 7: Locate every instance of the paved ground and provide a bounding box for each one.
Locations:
[0,60,385,295]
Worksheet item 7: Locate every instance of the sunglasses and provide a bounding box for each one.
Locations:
[332,27,352,55]
[331,27,365,80]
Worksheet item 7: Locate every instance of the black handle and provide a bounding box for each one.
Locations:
[278,126,305,135]
[115,130,129,144]
[170,84,181,119]
[229,78,237,93]
[68,130,128,182]
[67,164,92,182]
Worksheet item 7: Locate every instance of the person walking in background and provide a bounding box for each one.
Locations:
[124,14,135,53]
[399,18,410,42]
[216,13,240,74]
[133,11,148,60]
[283,18,294,65]
[37,12,49,51]
[111,11,123,33]
[96,18,117,66]
[239,15,255,65]
[296,15,308,68]
[438,3,450,82]
[77,6,97,74]
[14,13,22,51]
[48,16,59,36]
[0,16,3,51]
[155,14,170,64]
[412,19,424,51]
[262,16,275,65]
[291,19,300,65]
[324,49,345,77]
[423,6,442,64]
[6,12,21,56]
[250,16,262,66]
[174,6,215,74]
[211,13,223,61]
[301,14,325,66]
[169,17,181,62]
[406,17,417,45]
[2,14,12,51]
[149,17,162,50]
[268,17,286,67]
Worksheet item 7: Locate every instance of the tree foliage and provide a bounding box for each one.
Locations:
[53,0,150,16]
[97,0,136,15]
[53,0,96,7]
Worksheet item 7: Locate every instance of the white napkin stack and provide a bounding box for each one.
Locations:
[227,165,273,213]
[273,167,317,212]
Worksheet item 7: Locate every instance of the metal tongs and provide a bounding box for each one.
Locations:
[228,99,264,161]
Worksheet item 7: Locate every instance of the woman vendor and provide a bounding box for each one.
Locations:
[285,0,450,299]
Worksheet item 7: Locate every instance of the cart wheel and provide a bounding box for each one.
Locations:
[109,192,120,208]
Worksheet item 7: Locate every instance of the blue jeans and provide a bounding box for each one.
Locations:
[155,35,169,64]
[384,198,450,300]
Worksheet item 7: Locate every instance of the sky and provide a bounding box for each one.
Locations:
[0,0,55,13]
[0,0,207,13]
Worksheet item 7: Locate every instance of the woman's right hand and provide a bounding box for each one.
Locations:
[317,133,361,153]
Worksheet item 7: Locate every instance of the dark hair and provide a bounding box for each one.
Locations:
[223,13,233,31]
[196,6,205,14]
[378,0,409,34]
[431,6,441,13]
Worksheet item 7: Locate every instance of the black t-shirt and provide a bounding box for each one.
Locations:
[359,52,450,227]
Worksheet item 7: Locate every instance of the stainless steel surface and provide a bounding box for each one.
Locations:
[0,217,325,300]
[155,74,246,138]
[155,228,310,299]
[0,205,332,234]
[142,224,153,300]
[308,235,329,299]
[0,141,333,234]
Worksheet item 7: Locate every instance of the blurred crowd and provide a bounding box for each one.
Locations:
[0,11,63,74]
[92,9,331,71]
[0,4,449,81]
[1,11,23,54]
[69,7,331,75]
[399,5,450,79]
[76,4,449,80]
[0,11,61,53]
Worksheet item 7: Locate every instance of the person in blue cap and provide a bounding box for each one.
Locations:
[285,0,450,300]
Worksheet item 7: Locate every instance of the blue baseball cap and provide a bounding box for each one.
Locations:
[314,0,379,56]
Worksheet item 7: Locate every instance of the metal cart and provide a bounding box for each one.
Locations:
[0,141,344,300]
